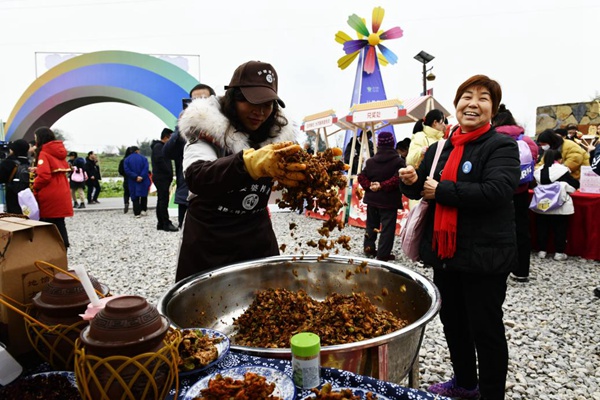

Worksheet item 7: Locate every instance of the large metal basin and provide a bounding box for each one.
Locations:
[158,255,440,385]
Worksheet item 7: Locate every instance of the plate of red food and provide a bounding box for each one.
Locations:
[183,366,296,400]
[300,383,390,400]
[0,371,81,400]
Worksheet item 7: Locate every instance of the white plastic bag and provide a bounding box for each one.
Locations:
[17,188,40,220]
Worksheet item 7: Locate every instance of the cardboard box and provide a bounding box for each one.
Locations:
[0,217,67,355]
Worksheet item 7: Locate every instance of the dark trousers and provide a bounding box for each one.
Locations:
[123,181,130,205]
[363,206,397,259]
[86,179,101,202]
[434,269,509,400]
[154,178,172,228]
[41,217,69,249]
[178,204,187,228]
[513,191,531,277]
[536,213,569,253]
[131,196,148,216]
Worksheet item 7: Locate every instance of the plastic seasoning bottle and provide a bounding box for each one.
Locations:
[290,332,321,389]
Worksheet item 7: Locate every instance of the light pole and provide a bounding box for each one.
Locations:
[414,50,435,96]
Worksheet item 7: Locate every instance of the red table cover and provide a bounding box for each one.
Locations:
[529,190,600,260]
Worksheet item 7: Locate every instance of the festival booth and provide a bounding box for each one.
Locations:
[299,110,349,223]
[336,96,451,233]
[529,167,600,261]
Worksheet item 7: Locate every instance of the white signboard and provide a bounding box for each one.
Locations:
[304,116,334,131]
[580,166,600,194]
[352,106,398,123]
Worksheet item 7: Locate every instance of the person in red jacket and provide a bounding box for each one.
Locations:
[32,127,73,249]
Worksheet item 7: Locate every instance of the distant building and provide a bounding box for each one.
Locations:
[536,100,600,135]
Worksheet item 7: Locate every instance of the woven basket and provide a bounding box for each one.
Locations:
[74,328,180,400]
[25,307,88,370]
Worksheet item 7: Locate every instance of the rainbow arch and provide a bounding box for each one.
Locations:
[4,50,200,141]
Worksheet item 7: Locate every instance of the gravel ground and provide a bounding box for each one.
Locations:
[66,208,600,399]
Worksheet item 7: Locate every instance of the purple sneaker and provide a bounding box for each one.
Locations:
[427,377,480,399]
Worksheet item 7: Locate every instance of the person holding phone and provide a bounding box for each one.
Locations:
[174,60,306,282]
[164,84,216,228]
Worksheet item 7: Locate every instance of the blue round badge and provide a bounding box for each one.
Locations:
[462,161,472,174]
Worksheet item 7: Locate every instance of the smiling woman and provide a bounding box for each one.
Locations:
[399,74,520,400]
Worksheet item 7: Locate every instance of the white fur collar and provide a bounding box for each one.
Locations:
[178,96,298,154]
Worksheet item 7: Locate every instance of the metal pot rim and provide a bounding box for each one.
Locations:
[159,254,441,352]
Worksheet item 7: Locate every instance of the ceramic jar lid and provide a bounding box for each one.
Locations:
[31,270,109,324]
[80,295,170,357]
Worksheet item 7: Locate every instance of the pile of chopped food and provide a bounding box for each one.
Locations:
[274,148,350,259]
[195,372,281,400]
[306,383,379,399]
[232,288,407,348]
[0,374,81,400]
[167,328,221,372]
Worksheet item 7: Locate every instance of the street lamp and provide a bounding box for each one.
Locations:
[414,50,435,96]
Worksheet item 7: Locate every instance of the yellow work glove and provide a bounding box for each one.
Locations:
[243,142,307,187]
[331,147,350,171]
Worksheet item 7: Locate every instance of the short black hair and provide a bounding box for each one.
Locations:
[68,151,78,158]
[161,128,173,139]
[189,84,216,97]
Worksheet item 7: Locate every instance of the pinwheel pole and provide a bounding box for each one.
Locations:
[335,7,403,160]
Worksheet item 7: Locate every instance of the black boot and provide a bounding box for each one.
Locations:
[124,203,129,214]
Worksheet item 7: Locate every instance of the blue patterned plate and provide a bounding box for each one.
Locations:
[27,371,79,396]
[184,366,296,400]
[300,386,391,400]
[177,328,230,376]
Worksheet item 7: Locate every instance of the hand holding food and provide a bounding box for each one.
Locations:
[243,142,307,187]
[422,177,438,200]
[399,166,417,185]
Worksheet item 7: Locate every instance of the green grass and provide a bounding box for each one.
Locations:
[97,154,123,178]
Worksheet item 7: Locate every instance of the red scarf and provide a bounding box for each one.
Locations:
[433,123,491,259]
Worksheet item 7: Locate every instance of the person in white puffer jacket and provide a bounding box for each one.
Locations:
[531,148,580,261]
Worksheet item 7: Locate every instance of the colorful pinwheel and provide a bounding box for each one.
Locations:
[335,7,403,74]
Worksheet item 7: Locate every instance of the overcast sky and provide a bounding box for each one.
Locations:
[1,0,598,153]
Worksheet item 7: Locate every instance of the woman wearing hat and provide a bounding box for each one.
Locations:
[0,139,31,214]
[357,131,404,261]
[175,60,306,282]
[400,75,520,400]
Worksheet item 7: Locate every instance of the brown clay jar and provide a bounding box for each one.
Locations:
[78,295,172,399]
[80,295,170,357]
[31,270,109,326]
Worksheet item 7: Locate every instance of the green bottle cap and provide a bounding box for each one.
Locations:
[290,332,320,357]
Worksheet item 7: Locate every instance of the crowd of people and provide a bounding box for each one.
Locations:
[1,60,599,400]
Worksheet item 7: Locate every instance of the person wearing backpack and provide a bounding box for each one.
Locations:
[531,149,579,262]
[492,105,538,282]
[69,153,87,209]
[0,139,31,214]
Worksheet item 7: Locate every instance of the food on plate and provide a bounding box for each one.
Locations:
[233,288,407,348]
[306,383,379,399]
[0,373,81,400]
[194,371,282,400]
[274,148,349,256]
[168,328,222,372]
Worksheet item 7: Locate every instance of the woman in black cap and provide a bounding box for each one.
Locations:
[174,60,306,282]
[0,139,31,214]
